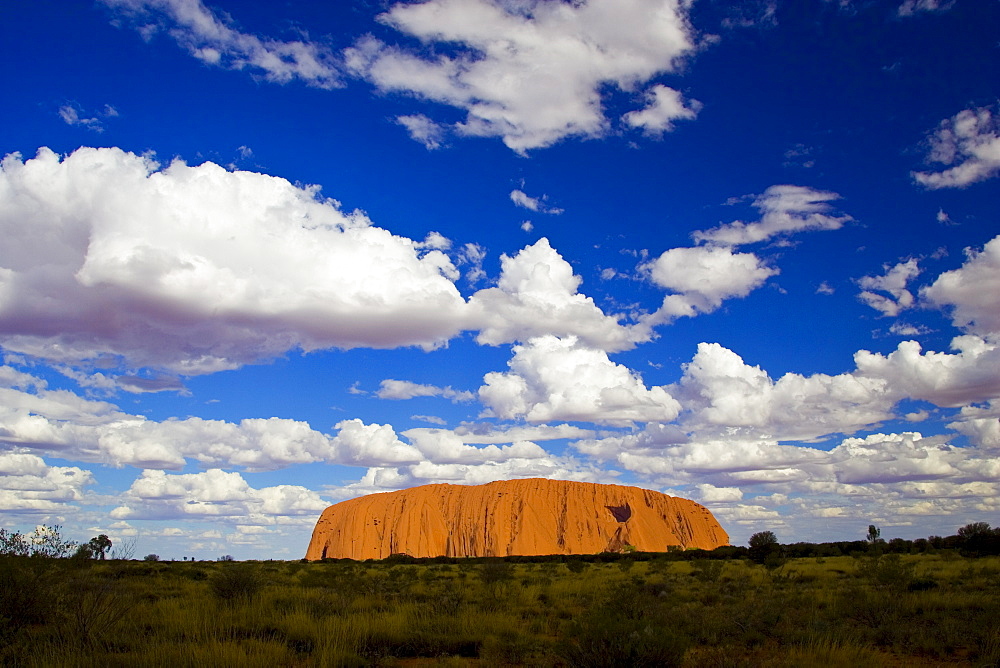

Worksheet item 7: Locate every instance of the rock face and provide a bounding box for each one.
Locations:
[305,478,728,559]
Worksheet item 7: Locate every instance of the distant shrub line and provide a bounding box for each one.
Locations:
[310,522,1000,565]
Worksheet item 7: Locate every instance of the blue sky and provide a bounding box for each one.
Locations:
[2,0,999,560]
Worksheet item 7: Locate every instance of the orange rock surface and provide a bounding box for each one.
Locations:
[305,478,728,559]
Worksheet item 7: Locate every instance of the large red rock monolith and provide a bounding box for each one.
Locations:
[305,478,728,559]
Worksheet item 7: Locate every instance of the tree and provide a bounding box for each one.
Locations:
[0,525,76,558]
[748,531,777,550]
[957,522,992,539]
[866,525,881,544]
[957,522,999,557]
[88,535,112,560]
[143,554,160,562]
[748,531,779,565]
[111,536,136,560]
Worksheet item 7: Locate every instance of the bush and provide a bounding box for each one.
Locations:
[692,560,725,583]
[557,581,689,667]
[0,558,60,631]
[856,553,915,591]
[558,611,688,667]
[62,572,136,646]
[209,564,265,604]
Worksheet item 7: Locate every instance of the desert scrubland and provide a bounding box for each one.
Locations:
[3,539,1000,667]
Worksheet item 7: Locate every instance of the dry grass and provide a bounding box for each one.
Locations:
[1,553,998,666]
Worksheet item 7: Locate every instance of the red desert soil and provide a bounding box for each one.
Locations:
[305,478,729,559]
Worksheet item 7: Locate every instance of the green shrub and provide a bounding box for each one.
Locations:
[209,564,265,604]
[481,628,537,666]
[0,558,60,632]
[558,612,688,667]
[856,553,916,591]
[692,560,725,583]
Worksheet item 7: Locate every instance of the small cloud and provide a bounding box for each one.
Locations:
[600,268,618,280]
[693,185,850,247]
[377,379,474,403]
[783,143,816,169]
[936,208,957,226]
[117,374,188,394]
[520,220,534,232]
[904,410,930,422]
[58,104,104,132]
[397,114,446,150]
[457,243,486,284]
[415,231,452,251]
[856,259,921,317]
[898,0,955,17]
[621,84,700,135]
[347,382,367,395]
[889,321,932,337]
[509,189,563,214]
[719,0,777,29]
[411,414,447,425]
[816,281,835,295]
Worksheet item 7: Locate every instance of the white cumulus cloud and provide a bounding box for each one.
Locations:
[922,234,1000,337]
[673,342,894,441]
[913,105,1000,189]
[468,238,645,351]
[110,469,328,522]
[0,147,466,374]
[642,246,778,322]
[0,453,94,514]
[622,84,700,134]
[857,258,921,317]
[344,0,697,152]
[0,366,426,470]
[855,336,1000,408]
[479,335,681,426]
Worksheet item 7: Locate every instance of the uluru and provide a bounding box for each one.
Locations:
[305,478,728,559]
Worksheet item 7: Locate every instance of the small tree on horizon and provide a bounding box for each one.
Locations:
[748,531,779,565]
[89,534,112,560]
